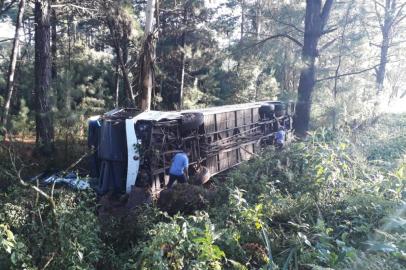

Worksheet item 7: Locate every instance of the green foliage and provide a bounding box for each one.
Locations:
[0,224,34,270]
[357,114,406,162]
[127,212,225,270]
[207,123,406,269]
[55,45,115,113]
[9,99,33,135]
[0,184,102,270]
[1,114,405,269]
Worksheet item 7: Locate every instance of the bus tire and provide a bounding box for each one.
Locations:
[194,166,211,185]
[181,112,204,132]
[259,104,275,119]
[274,103,286,117]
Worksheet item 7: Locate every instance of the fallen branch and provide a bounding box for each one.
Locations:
[1,144,56,213]
[63,150,93,173]
[41,252,55,270]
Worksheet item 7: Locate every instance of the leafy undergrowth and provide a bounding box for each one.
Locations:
[355,113,406,162]
[1,114,405,269]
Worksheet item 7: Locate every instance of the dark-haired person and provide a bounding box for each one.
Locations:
[167,151,189,188]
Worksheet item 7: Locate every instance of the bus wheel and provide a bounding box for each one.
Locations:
[194,166,211,185]
[274,103,286,117]
[181,112,204,132]
[259,104,275,119]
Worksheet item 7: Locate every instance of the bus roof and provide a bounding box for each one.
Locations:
[129,101,281,122]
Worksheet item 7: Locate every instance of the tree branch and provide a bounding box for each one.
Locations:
[0,143,56,212]
[0,0,16,17]
[254,33,303,48]
[0,38,14,43]
[266,16,304,34]
[320,0,335,30]
[319,37,339,52]
[321,27,338,35]
[392,2,406,23]
[316,64,380,82]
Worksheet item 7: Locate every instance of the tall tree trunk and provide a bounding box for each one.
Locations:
[120,31,134,104]
[2,0,25,126]
[105,5,136,106]
[240,0,245,41]
[115,61,120,108]
[116,46,135,104]
[374,0,406,96]
[51,2,59,111]
[64,15,72,111]
[179,6,187,110]
[139,0,156,111]
[332,3,351,129]
[376,32,390,94]
[255,0,262,40]
[376,0,394,94]
[34,0,54,152]
[51,3,57,80]
[67,15,71,70]
[294,0,334,137]
[179,43,186,110]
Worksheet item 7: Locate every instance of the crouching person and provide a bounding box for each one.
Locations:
[275,127,286,149]
[167,151,189,188]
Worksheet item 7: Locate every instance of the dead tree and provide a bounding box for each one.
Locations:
[178,5,187,110]
[2,0,25,126]
[139,0,156,111]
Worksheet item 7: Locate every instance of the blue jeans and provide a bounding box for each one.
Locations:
[167,174,187,188]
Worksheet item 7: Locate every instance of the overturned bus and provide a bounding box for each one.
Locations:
[88,101,294,195]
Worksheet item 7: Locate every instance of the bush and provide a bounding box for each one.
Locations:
[0,184,102,270]
[1,114,405,269]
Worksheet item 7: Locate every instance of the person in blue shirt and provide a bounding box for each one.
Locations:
[167,151,189,188]
[275,126,286,149]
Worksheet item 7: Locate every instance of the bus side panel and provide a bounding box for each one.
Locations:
[227,111,236,131]
[253,107,260,123]
[217,113,227,139]
[228,149,239,167]
[203,114,216,134]
[206,155,219,175]
[236,110,244,130]
[244,109,252,127]
[219,150,228,171]
[242,144,255,161]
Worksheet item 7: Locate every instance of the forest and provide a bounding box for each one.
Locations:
[0,0,405,269]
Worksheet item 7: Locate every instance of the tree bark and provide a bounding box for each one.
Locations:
[376,32,390,94]
[294,0,334,137]
[115,61,120,108]
[116,45,135,104]
[51,1,59,111]
[179,40,186,110]
[34,0,54,152]
[332,2,352,129]
[241,0,245,41]
[255,0,262,40]
[51,3,57,80]
[375,0,396,94]
[105,5,136,106]
[2,0,25,126]
[179,6,187,110]
[139,0,156,111]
